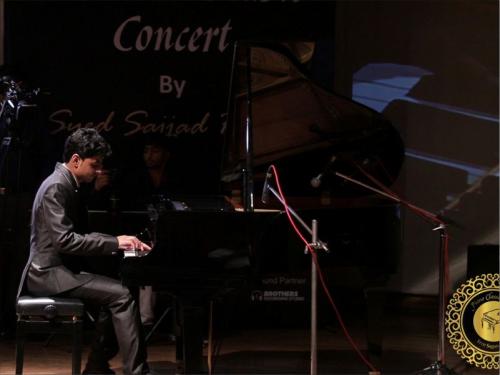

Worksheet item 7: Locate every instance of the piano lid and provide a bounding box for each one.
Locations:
[222,42,404,191]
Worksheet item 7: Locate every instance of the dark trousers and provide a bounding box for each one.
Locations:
[61,275,148,375]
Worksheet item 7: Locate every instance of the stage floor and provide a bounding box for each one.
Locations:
[0,295,496,375]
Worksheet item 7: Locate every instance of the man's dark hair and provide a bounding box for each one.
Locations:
[142,134,170,150]
[62,128,112,162]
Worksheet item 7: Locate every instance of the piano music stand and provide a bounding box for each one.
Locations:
[333,171,458,375]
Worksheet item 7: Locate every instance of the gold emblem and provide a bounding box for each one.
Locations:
[445,273,499,369]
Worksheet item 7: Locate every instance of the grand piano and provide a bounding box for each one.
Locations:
[117,41,404,373]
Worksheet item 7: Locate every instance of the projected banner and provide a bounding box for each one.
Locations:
[48,13,232,138]
[4,1,335,193]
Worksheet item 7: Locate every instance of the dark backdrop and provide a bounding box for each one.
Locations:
[4,0,335,195]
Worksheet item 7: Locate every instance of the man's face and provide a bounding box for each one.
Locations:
[143,145,169,170]
[72,155,104,183]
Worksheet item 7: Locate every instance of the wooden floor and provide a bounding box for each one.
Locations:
[0,295,497,375]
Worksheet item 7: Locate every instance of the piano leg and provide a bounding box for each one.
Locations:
[176,298,205,374]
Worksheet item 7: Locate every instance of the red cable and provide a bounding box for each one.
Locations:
[269,165,379,373]
[352,161,444,224]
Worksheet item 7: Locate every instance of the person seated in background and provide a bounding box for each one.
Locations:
[23,129,151,375]
[93,137,176,326]
[90,136,181,212]
[118,137,176,211]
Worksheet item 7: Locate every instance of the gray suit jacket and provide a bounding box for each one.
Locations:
[26,162,118,296]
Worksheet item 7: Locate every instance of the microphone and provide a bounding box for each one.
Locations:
[310,155,337,188]
[261,166,273,204]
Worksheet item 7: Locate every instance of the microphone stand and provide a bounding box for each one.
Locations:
[265,185,328,375]
[334,172,456,375]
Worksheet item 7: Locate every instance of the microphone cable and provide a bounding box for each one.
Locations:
[269,164,380,373]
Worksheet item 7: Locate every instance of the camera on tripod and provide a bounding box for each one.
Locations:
[0,76,40,138]
[0,76,42,193]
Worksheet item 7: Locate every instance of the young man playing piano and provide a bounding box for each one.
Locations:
[24,129,152,375]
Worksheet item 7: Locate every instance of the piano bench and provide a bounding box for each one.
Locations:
[15,296,85,375]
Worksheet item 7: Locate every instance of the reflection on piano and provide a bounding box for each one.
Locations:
[116,41,405,373]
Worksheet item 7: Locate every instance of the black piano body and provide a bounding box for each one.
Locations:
[115,198,401,373]
[119,207,281,373]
